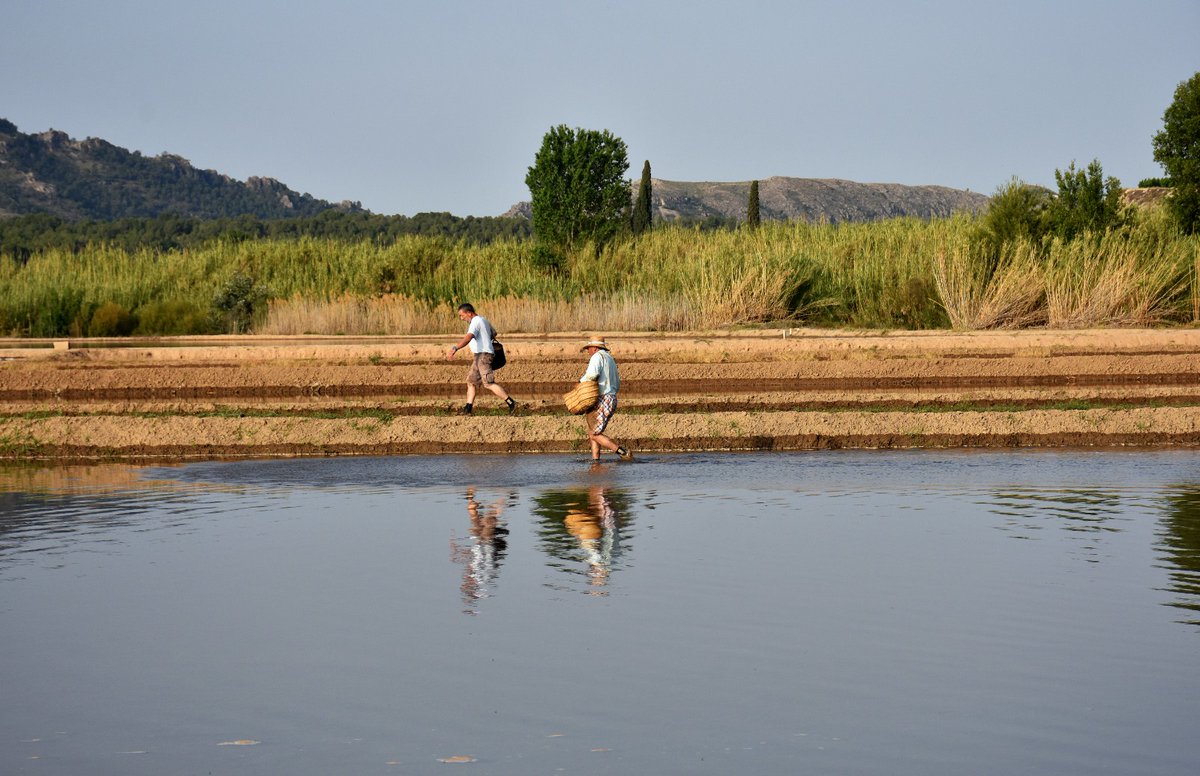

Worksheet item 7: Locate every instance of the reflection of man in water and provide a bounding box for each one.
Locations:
[534,486,627,593]
[450,487,510,614]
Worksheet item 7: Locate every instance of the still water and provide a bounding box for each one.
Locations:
[2,450,1199,775]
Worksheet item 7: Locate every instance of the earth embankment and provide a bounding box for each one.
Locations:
[1,328,1198,460]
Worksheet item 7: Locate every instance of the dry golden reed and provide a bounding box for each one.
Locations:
[260,293,701,335]
[934,242,1045,329]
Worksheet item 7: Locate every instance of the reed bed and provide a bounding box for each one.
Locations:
[260,293,697,335]
[931,215,1199,330]
[2,214,1198,337]
[1044,233,1191,327]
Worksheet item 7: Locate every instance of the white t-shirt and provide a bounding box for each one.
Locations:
[466,315,494,354]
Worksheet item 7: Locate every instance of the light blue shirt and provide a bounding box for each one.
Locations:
[582,350,619,396]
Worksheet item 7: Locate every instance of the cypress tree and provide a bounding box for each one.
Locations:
[632,160,653,235]
[746,180,760,228]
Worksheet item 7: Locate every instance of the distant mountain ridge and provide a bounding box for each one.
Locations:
[505,177,990,224]
[2,118,989,224]
[0,118,361,220]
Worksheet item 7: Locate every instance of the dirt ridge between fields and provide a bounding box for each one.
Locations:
[2,329,1198,460]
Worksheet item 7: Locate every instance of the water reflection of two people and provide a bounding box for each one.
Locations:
[450,487,511,615]
[534,486,630,594]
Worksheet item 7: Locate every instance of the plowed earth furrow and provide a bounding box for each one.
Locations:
[2,372,1199,401]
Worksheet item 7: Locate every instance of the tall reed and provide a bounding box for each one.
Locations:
[1044,229,1192,327]
[934,240,1046,329]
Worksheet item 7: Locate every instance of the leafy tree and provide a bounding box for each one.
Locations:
[212,272,268,333]
[746,180,761,228]
[1152,72,1200,233]
[632,160,653,235]
[524,125,630,250]
[1046,159,1124,240]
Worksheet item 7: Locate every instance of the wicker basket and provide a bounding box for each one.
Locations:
[563,380,600,414]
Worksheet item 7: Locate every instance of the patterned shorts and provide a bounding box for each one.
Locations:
[467,352,495,386]
[590,393,618,434]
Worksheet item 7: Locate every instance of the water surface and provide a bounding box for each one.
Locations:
[2,450,1199,775]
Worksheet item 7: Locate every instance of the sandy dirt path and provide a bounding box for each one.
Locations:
[2,328,1199,460]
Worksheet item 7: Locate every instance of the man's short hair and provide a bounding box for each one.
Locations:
[457,302,475,315]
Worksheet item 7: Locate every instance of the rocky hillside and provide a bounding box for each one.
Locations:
[506,176,990,224]
[0,118,360,220]
[658,177,987,223]
[1120,186,1171,209]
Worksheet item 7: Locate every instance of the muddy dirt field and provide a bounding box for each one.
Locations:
[1,328,1199,460]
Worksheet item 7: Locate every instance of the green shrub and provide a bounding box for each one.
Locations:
[89,302,138,337]
[134,299,212,335]
[977,178,1052,256]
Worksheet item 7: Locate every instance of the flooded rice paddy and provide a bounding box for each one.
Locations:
[2,450,1199,775]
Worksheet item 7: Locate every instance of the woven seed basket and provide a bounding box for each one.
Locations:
[563,380,600,415]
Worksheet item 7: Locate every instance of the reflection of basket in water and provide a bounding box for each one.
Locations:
[563,380,599,414]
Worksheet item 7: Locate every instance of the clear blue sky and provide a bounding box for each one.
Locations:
[4,0,1198,217]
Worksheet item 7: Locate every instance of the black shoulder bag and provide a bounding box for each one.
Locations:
[490,325,507,370]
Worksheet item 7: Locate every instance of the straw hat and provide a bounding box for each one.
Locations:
[580,336,609,352]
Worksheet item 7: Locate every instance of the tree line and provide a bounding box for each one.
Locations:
[0,209,533,260]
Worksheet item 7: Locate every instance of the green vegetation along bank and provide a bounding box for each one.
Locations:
[1,208,1197,338]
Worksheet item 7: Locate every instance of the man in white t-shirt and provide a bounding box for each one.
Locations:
[446,302,516,415]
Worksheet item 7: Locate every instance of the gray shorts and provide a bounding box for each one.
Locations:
[467,352,495,386]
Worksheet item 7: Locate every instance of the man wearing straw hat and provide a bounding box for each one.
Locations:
[447,303,517,415]
[579,336,633,461]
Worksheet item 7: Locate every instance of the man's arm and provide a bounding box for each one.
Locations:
[447,331,474,359]
[580,353,600,382]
